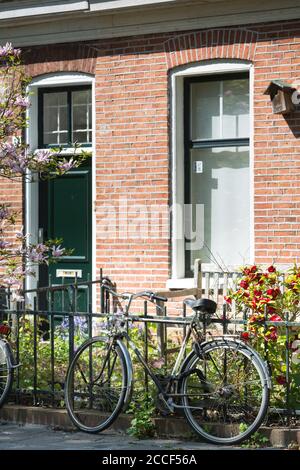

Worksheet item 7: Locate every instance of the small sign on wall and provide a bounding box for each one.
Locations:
[193,161,203,173]
[56,269,82,278]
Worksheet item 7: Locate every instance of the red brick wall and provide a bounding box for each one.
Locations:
[15,19,300,293]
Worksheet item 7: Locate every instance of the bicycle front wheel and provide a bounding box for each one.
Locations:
[65,336,129,433]
[0,339,13,408]
[180,339,270,445]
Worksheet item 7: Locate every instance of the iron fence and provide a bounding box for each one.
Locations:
[0,269,299,422]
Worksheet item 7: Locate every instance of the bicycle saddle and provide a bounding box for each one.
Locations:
[183,298,217,314]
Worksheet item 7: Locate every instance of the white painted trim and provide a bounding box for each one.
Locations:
[169,60,253,286]
[91,76,97,312]
[0,1,88,20]
[2,1,300,47]
[249,61,255,264]
[25,72,96,310]
[166,278,194,289]
[89,0,179,11]
[29,72,94,88]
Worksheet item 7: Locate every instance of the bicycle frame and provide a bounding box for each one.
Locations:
[111,314,204,404]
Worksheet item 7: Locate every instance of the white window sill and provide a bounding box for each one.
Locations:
[166,278,195,289]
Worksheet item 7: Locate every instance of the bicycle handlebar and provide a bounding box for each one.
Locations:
[134,291,168,303]
[101,283,168,303]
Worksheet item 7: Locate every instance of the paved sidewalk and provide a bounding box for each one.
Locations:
[0,422,242,450]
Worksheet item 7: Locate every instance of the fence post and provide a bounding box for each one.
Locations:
[68,285,76,365]
[156,300,166,360]
[100,268,105,313]
[194,258,202,299]
[285,311,291,425]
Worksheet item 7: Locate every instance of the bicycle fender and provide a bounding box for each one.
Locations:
[115,339,133,412]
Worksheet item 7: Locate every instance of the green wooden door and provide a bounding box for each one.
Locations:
[39,160,92,313]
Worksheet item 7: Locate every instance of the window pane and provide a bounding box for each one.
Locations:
[44,132,59,146]
[190,77,249,141]
[43,91,68,146]
[41,88,92,147]
[44,110,57,133]
[44,91,67,108]
[71,89,92,144]
[72,131,89,143]
[59,106,68,132]
[73,105,88,131]
[72,89,91,105]
[186,146,250,269]
[223,79,249,138]
[191,81,220,140]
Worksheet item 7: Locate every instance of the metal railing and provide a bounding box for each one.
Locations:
[0,268,299,422]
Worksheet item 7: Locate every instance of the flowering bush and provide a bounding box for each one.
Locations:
[0,43,90,295]
[225,264,300,410]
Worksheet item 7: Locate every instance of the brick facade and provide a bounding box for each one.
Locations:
[11,19,300,292]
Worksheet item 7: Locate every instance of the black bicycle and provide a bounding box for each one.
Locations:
[65,287,271,445]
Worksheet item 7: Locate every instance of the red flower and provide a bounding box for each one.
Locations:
[254,289,262,297]
[0,324,10,335]
[265,327,278,342]
[266,287,280,299]
[267,266,276,273]
[241,332,250,341]
[267,306,276,314]
[269,314,282,322]
[224,296,232,305]
[243,268,251,276]
[276,375,287,386]
[259,297,271,305]
[250,265,257,273]
[240,280,249,289]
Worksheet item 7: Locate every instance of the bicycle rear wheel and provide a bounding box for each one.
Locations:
[65,336,128,433]
[0,339,13,408]
[180,339,270,445]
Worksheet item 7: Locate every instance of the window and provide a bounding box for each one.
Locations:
[38,86,92,148]
[184,73,250,276]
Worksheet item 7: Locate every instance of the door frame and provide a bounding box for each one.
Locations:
[25,72,96,311]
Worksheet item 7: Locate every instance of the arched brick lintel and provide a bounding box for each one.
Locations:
[164,29,258,70]
[24,43,97,77]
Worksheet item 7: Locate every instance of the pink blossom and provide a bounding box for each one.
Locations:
[51,245,65,258]
[58,158,76,173]
[0,43,21,58]
[15,95,30,108]
[34,149,51,164]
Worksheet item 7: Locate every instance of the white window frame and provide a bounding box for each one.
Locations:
[25,72,96,310]
[167,60,254,289]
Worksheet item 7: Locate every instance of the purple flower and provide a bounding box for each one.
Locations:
[15,95,30,108]
[0,240,10,249]
[0,207,9,219]
[34,149,51,164]
[51,245,65,258]
[0,43,21,58]
[58,158,76,173]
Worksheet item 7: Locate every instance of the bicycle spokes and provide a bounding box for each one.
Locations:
[66,339,127,432]
[181,342,268,443]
